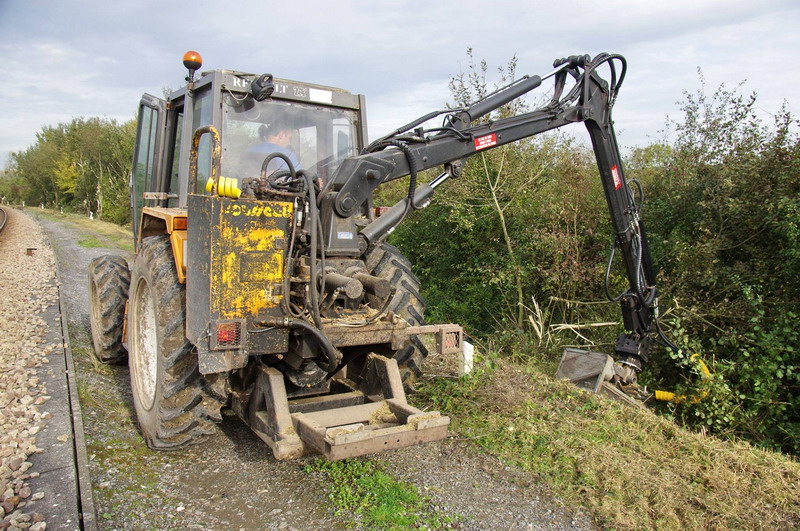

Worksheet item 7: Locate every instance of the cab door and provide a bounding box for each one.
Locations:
[130,94,167,246]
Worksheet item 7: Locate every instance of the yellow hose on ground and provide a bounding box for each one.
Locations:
[654,354,711,404]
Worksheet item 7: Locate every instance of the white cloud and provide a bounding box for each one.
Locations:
[366,78,453,140]
[0,0,798,163]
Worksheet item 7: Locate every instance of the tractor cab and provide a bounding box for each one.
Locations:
[130,52,369,243]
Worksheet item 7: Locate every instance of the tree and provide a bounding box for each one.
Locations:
[390,51,611,348]
[632,77,800,453]
[3,117,136,223]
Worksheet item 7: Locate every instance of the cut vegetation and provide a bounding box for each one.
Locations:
[414,354,800,530]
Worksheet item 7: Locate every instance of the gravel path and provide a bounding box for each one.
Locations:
[29,209,594,530]
[0,208,63,531]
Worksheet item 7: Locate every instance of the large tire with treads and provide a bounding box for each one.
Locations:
[364,243,428,387]
[127,235,225,449]
[88,254,130,364]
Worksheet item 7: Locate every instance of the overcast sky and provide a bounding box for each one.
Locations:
[1,0,798,167]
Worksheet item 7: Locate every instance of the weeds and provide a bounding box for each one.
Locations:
[305,459,458,530]
[78,235,105,248]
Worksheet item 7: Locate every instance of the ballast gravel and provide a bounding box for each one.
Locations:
[0,208,59,531]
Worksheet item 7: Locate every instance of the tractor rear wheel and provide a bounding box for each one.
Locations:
[88,254,130,364]
[364,243,428,387]
[127,235,224,449]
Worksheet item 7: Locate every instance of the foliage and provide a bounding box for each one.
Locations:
[390,53,800,453]
[639,77,800,305]
[0,117,135,224]
[636,76,800,453]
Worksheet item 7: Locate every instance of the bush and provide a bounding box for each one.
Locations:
[633,78,800,453]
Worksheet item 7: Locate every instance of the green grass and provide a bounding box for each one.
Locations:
[413,353,800,531]
[305,459,458,530]
[78,235,105,248]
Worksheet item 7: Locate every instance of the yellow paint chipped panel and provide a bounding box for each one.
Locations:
[209,199,293,320]
[248,228,285,251]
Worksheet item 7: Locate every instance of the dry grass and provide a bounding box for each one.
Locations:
[416,357,800,530]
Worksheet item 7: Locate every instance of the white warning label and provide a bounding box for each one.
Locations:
[474,133,497,151]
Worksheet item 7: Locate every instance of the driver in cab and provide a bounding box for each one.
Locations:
[245,121,302,176]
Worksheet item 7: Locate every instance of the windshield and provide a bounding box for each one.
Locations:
[222,95,359,184]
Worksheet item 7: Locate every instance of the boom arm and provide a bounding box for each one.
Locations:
[322,53,657,374]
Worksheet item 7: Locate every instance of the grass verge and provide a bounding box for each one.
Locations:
[305,459,458,530]
[414,354,800,530]
[33,208,134,252]
[77,235,105,248]
[71,329,184,528]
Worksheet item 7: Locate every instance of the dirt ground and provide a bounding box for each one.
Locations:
[34,209,594,530]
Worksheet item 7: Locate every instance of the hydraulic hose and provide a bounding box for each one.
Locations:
[259,317,342,373]
[365,108,462,153]
[363,140,420,237]
[303,169,324,329]
[654,354,711,404]
[285,318,342,373]
[604,176,657,307]
[260,152,297,180]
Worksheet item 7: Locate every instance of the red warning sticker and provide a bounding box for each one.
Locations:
[611,164,622,190]
[474,133,497,151]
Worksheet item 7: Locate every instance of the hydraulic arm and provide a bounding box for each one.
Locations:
[322,53,658,380]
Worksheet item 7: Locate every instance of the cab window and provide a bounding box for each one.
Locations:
[222,96,359,184]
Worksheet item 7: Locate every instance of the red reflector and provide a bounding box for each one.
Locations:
[173,217,187,230]
[217,324,238,343]
[611,165,622,190]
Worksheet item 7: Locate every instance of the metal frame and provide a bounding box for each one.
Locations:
[231,354,449,460]
[130,94,167,245]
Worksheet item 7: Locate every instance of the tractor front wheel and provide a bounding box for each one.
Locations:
[88,254,130,364]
